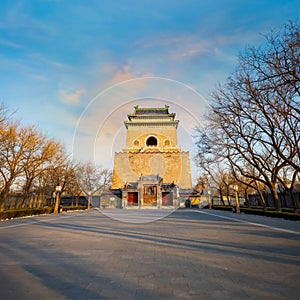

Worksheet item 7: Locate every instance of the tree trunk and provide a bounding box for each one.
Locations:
[244,191,250,207]
[255,181,267,211]
[257,189,267,211]
[0,191,6,211]
[22,177,34,207]
[289,188,298,213]
[0,186,10,211]
[219,189,225,205]
[270,183,281,211]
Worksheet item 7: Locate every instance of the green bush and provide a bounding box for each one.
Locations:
[240,207,300,221]
[0,205,88,220]
[61,205,87,212]
[211,205,233,211]
[0,207,53,220]
[211,205,300,221]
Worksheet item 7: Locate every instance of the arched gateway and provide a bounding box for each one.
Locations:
[111,105,192,208]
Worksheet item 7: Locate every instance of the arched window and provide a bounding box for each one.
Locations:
[146,136,158,146]
[164,140,170,146]
[133,140,139,147]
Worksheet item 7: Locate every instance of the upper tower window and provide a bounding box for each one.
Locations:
[146,136,158,146]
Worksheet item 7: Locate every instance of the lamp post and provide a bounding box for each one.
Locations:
[208,190,212,209]
[87,190,91,210]
[233,184,240,214]
[54,184,62,214]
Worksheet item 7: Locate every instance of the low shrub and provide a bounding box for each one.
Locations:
[0,207,53,220]
[241,207,300,221]
[61,205,87,212]
[211,205,233,212]
[211,205,300,221]
[0,205,88,220]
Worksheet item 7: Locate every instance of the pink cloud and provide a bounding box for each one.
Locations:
[106,65,153,86]
[58,87,86,105]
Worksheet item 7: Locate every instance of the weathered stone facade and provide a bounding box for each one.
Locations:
[112,106,192,187]
[111,105,192,208]
[112,152,192,189]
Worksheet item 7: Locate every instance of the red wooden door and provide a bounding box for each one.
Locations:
[162,192,173,206]
[127,192,138,205]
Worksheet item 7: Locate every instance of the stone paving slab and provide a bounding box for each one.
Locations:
[0,209,299,299]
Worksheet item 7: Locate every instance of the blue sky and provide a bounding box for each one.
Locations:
[1,0,299,181]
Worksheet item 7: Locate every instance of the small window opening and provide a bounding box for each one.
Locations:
[146,136,158,146]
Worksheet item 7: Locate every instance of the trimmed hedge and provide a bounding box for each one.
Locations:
[211,205,233,212]
[211,205,300,221]
[0,205,88,220]
[240,207,300,221]
[0,207,53,220]
[61,205,87,212]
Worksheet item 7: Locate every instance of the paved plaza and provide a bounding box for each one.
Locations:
[0,209,299,299]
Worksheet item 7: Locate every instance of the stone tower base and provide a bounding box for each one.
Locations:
[112,151,192,190]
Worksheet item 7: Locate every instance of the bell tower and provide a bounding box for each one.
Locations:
[112,105,192,191]
[123,105,180,152]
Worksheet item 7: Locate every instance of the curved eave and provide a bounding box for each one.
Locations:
[128,113,176,121]
[124,120,179,129]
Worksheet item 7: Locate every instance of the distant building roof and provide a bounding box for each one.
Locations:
[139,174,162,181]
[126,182,138,188]
[126,105,177,127]
[131,105,171,115]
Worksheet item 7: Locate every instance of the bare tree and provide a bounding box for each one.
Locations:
[0,103,11,125]
[195,128,236,206]
[75,162,112,209]
[0,104,70,210]
[65,165,83,207]
[47,155,75,213]
[195,20,300,212]
[0,121,31,208]
[0,104,112,213]
[20,127,63,206]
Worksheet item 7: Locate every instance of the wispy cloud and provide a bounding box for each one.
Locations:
[0,38,23,49]
[106,65,153,86]
[31,74,49,82]
[139,31,260,62]
[58,88,86,105]
[106,65,134,85]
[31,53,69,70]
[135,34,215,65]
